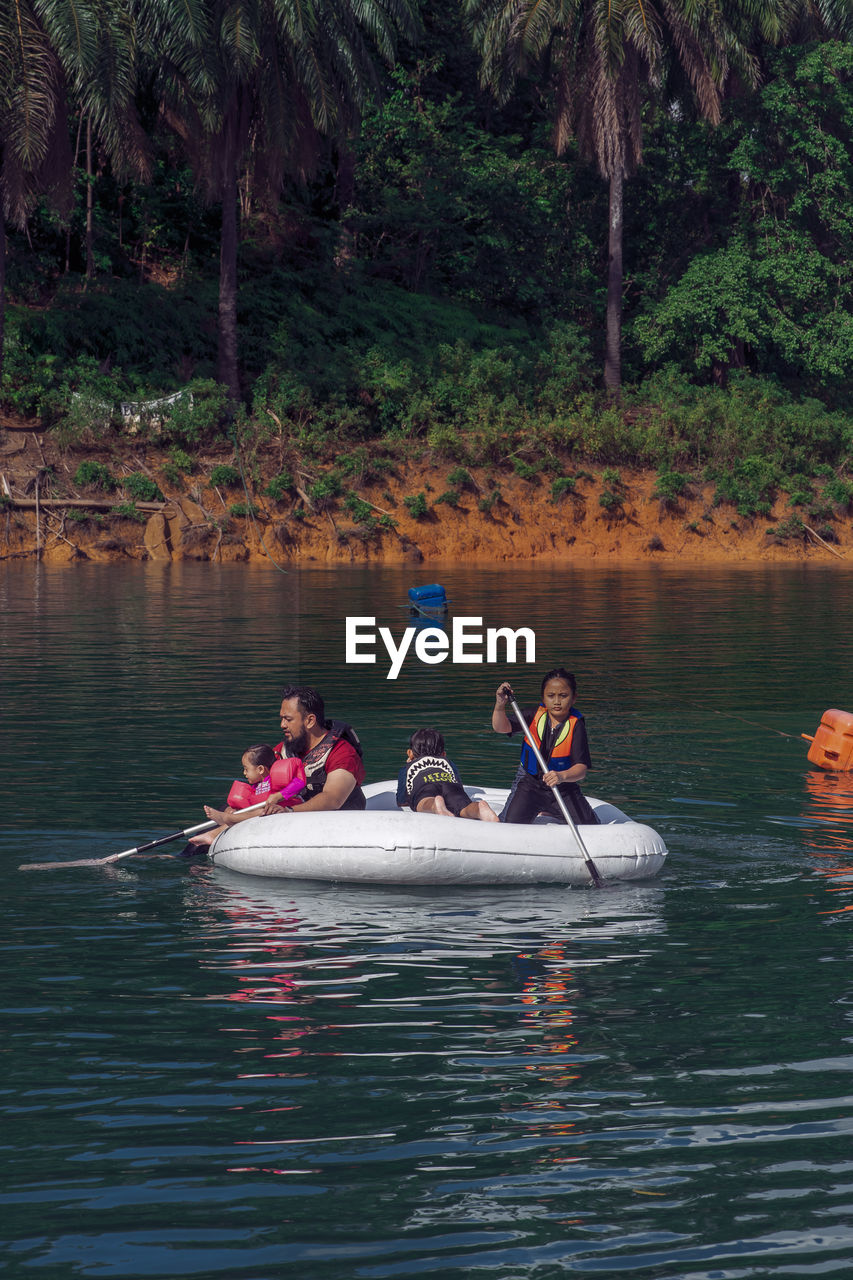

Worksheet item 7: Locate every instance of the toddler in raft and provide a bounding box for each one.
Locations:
[184,744,306,851]
[396,729,499,821]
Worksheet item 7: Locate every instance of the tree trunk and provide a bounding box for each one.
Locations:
[604,166,623,396]
[0,212,6,383]
[218,165,241,404]
[85,116,95,280]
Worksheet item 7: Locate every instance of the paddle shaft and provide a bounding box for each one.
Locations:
[508,696,604,888]
[19,800,269,870]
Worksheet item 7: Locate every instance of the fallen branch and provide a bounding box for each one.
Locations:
[804,523,845,559]
[2,497,166,512]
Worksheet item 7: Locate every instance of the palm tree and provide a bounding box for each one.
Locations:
[467,0,853,394]
[142,0,419,403]
[466,0,762,393]
[0,0,145,376]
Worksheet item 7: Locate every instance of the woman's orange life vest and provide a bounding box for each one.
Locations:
[520,706,579,777]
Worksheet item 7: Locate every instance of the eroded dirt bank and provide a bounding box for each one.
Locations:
[1,424,849,568]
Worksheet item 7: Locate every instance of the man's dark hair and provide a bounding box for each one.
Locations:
[409,728,445,759]
[244,744,277,769]
[540,667,577,697]
[280,685,326,724]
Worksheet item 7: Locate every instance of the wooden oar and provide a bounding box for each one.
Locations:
[507,695,605,888]
[19,801,268,871]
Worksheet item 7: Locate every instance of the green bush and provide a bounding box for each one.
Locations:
[113,502,147,523]
[123,473,165,503]
[265,471,294,501]
[768,515,806,541]
[344,493,376,524]
[161,381,229,445]
[512,457,539,481]
[710,454,778,518]
[653,470,688,502]
[550,476,576,502]
[403,492,429,519]
[478,487,502,513]
[599,489,625,513]
[309,473,342,507]
[230,501,259,517]
[74,461,116,491]
[821,476,853,511]
[209,464,241,488]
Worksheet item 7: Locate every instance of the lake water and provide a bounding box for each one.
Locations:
[3,561,853,1279]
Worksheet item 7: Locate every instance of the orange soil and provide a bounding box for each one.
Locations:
[1,427,849,568]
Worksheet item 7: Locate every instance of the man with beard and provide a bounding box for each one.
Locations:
[204,685,366,831]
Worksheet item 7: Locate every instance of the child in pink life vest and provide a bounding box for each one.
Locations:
[183,745,305,852]
[226,743,305,810]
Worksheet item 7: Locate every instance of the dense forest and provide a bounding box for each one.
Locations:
[3,0,853,526]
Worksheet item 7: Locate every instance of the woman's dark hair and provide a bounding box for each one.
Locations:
[409,728,446,759]
[280,684,326,723]
[244,744,277,769]
[540,667,577,697]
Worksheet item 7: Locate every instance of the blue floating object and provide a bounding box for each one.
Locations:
[408,583,448,609]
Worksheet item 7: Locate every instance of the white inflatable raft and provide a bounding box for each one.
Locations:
[208,781,667,886]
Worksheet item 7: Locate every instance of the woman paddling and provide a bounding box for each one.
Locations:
[492,668,599,825]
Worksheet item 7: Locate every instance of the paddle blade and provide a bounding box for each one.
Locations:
[19,851,138,870]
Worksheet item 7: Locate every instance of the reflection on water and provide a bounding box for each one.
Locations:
[5,564,853,1279]
[797,769,853,916]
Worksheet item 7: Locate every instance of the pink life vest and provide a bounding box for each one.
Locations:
[226,757,306,810]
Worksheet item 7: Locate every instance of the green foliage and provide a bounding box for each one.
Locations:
[265,471,295,500]
[654,470,688,504]
[74,462,116,491]
[344,493,376,524]
[209,465,241,488]
[352,64,591,322]
[512,457,539,481]
[821,475,853,511]
[436,488,460,507]
[161,382,230,445]
[309,473,343,507]
[478,487,502,513]
[710,455,778,518]
[783,474,814,507]
[403,492,429,519]
[599,488,625,513]
[634,44,853,395]
[162,446,195,486]
[113,502,147,523]
[550,476,576,502]
[168,447,195,474]
[768,515,806,542]
[230,502,259,517]
[447,467,476,490]
[123,473,165,503]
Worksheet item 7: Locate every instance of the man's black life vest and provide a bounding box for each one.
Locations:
[293,720,366,811]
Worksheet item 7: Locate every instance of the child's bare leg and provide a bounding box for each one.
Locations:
[204,804,239,828]
[188,828,220,847]
[459,799,500,822]
[415,795,453,817]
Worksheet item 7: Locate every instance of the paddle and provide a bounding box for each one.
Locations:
[18,800,269,871]
[506,692,605,888]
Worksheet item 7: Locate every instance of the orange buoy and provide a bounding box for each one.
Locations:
[802,709,853,771]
